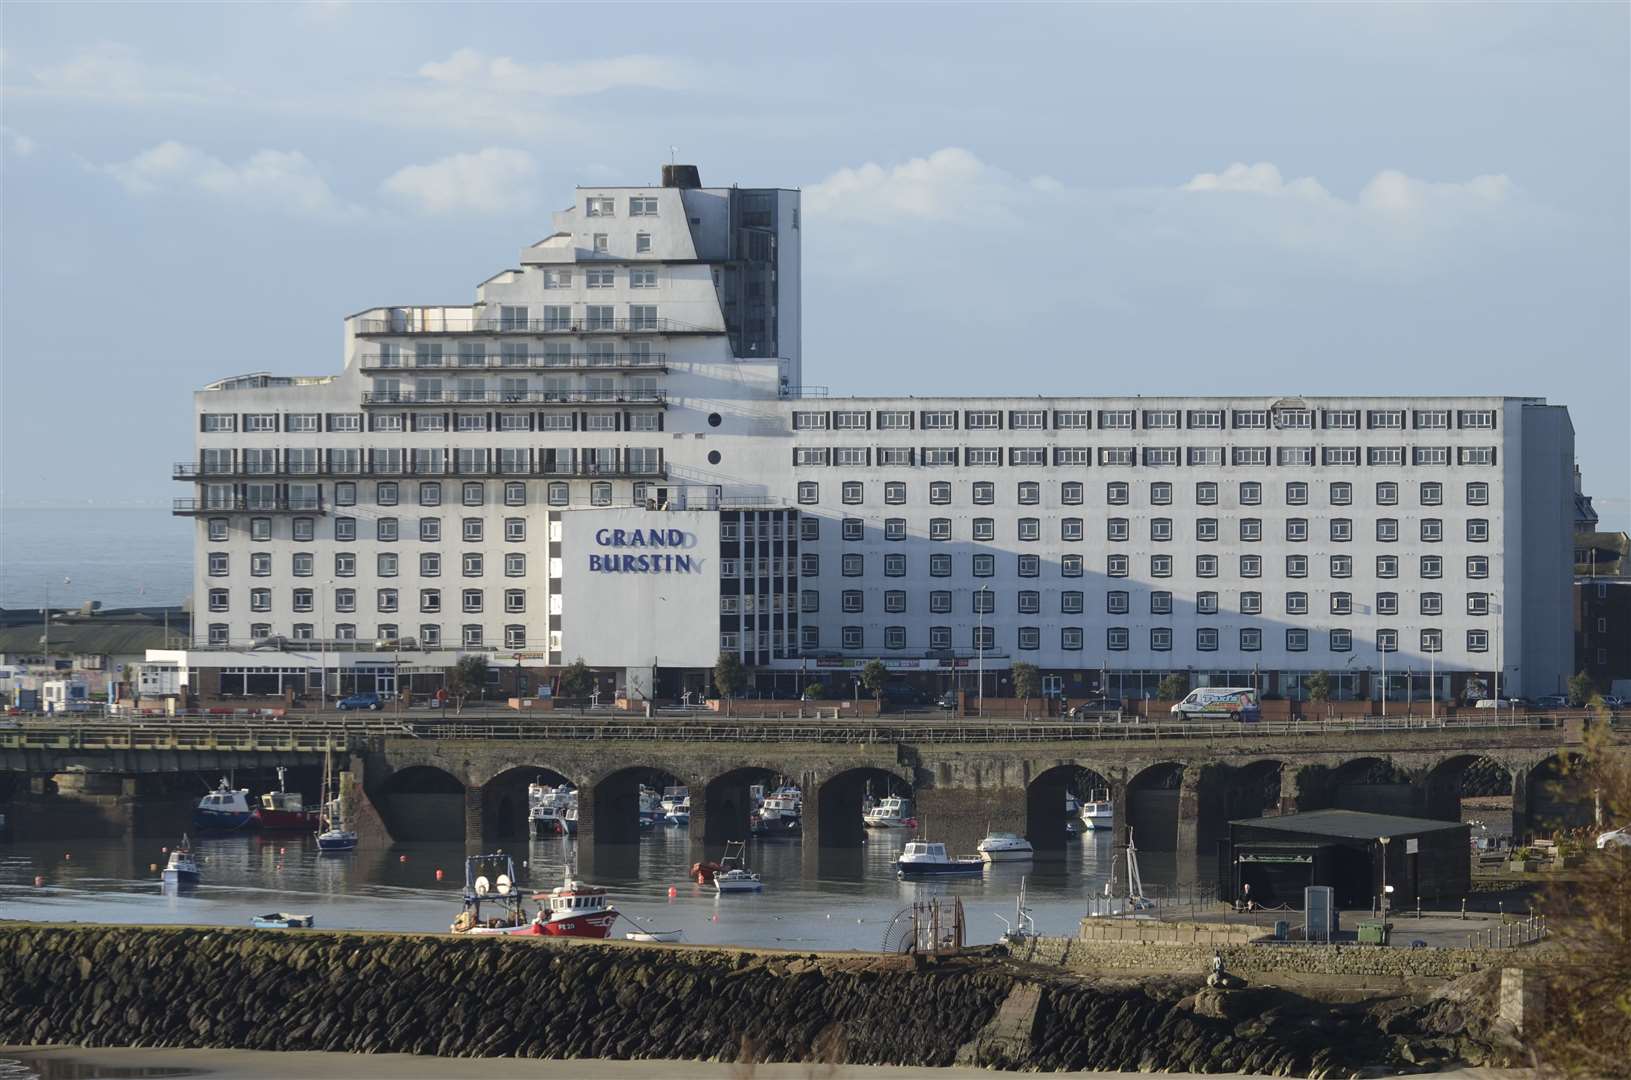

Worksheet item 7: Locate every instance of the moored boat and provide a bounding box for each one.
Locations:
[253,767,318,831]
[896,840,983,877]
[193,778,253,831]
[528,783,577,838]
[976,832,1035,863]
[863,795,916,829]
[752,787,802,836]
[713,840,764,893]
[251,912,314,928]
[1079,788,1114,831]
[315,748,357,852]
[162,835,200,886]
[524,873,620,938]
[624,929,684,943]
[451,854,532,935]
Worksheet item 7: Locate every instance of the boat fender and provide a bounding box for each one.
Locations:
[668,886,677,898]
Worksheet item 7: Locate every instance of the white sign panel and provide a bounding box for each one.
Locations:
[558,509,720,669]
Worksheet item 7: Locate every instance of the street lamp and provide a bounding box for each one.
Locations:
[376,637,403,718]
[1378,835,1392,921]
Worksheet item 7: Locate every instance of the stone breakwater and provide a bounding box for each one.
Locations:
[0,925,1517,1076]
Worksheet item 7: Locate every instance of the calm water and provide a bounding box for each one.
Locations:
[0,829,1177,950]
[0,507,192,609]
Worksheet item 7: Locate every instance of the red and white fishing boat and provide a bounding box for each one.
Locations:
[253,767,319,831]
[517,873,619,938]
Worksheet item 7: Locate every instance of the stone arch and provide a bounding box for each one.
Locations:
[591,764,690,845]
[1523,753,1594,840]
[1223,759,1286,821]
[1025,763,1113,850]
[701,766,786,845]
[1325,756,1420,817]
[480,764,578,842]
[814,766,913,850]
[375,765,466,841]
[1126,762,1185,851]
[1423,754,1514,824]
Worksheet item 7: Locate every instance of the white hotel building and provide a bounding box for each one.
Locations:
[162,164,1576,705]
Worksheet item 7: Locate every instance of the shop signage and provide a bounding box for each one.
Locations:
[588,527,700,574]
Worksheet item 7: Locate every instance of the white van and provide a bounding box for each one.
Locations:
[1170,687,1260,721]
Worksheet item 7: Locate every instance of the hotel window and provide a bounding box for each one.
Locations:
[1144,409,1180,429]
[1286,555,1308,578]
[878,517,905,540]
[1011,446,1046,467]
[921,410,957,430]
[930,518,952,541]
[1275,409,1312,430]
[1195,481,1218,505]
[929,481,952,504]
[884,554,906,577]
[629,268,657,289]
[884,590,907,613]
[1459,409,1497,429]
[833,410,868,430]
[965,410,1001,429]
[1286,518,1308,542]
[1418,481,1443,506]
[801,554,819,576]
[250,588,272,612]
[1420,555,1443,579]
[841,554,863,576]
[1107,627,1130,651]
[1061,481,1084,505]
[1323,446,1359,467]
[243,413,278,432]
[1286,628,1309,652]
[1103,554,1128,577]
[1054,410,1090,429]
[1375,481,1398,506]
[1369,447,1404,466]
[1150,628,1172,652]
[461,518,483,543]
[1368,410,1404,429]
[1150,554,1173,578]
[1099,409,1135,430]
[1188,446,1223,466]
[1233,409,1268,429]
[586,196,615,217]
[877,410,913,430]
[1281,481,1307,506]
[1467,629,1490,652]
[207,588,229,612]
[1416,518,1441,543]
[202,413,236,432]
[1240,481,1262,505]
[292,552,315,577]
[419,553,440,576]
[971,481,994,504]
[1420,592,1443,616]
[1467,592,1490,616]
[1414,410,1450,430]
[1107,518,1130,541]
[1017,481,1040,505]
[461,553,483,577]
[884,626,908,651]
[1150,591,1172,614]
[1285,591,1308,615]
[1060,589,1084,614]
[1150,518,1172,541]
[1196,554,1218,577]
[1061,626,1084,651]
[1187,409,1223,429]
[1197,591,1219,614]
[1377,591,1399,615]
[418,482,441,507]
[973,554,995,577]
[1325,409,1359,429]
[841,481,864,505]
[1018,518,1041,541]
[1150,482,1173,505]
[420,589,441,614]
[1018,590,1041,614]
[881,481,906,505]
[973,626,995,652]
[798,518,819,543]
[1061,517,1083,541]
[1329,629,1353,652]
[1414,446,1449,466]
[335,483,356,507]
[1377,629,1399,653]
[1327,554,1352,577]
[1278,446,1314,466]
[1466,481,1490,506]
[1106,591,1130,614]
[842,518,865,541]
[930,590,952,613]
[1240,628,1262,651]
[207,624,229,645]
[1235,518,1257,542]
[1195,627,1219,652]
[795,481,819,504]
[966,447,1000,467]
[335,552,357,577]
[1100,447,1135,466]
[841,590,864,613]
[1239,554,1261,577]
[1330,518,1353,542]
[1106,482,1130,505]
[798,590,820,613]
[1144,446,1179,467]
[251,518,272,542]
[1017,554,1040,577]
[376,553,397,577]
[1062,554,1084,577]
[1010,409,1046,429]
[920,624,949,650]
[1467,518,1489,542]
[1330,591,1353,615]
[1240,591,1263,614]
[793,411,829,431]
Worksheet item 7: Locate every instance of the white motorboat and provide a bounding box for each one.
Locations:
[1080,788,1114,831]
[664,794,691,826]
[713,841,763,893]
[896,840,983,877]
[529,784,577,837]
[976,832,1034,863]
[863,795,915,829]
[162,835,200,886]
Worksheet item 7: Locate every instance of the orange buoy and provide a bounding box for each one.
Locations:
[435,868,444,881]
[33,876,44,887]
[668,886,677,899]
[149,863,158,873]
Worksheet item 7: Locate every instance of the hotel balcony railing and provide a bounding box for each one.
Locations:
[176,462,664,481]
[357,352,667,373]
[173,496,326,516]
[175,463,326,480]
[360,389,666,407]
[356,317,707,335]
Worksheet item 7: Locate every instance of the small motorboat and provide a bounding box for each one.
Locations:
[193,778,253,831]
[253,767,318,831]
[162,836,200,886]
[896,840,983,877]
[1080,788,1114,831]
[451,854,533,935]
[251,912,314,929]
[664,794,691,826]
[977,832,1035,863]
[752,787,802,836]
[864,795,915,829]
[713,840,763,893]
[624,929,684,943]
[528,783,577,838]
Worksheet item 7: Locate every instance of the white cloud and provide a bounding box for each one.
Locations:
[21,42,239,106]
[103,141,361,220]
[380,148,538,215]
[1,126,36,157]
[1182,162,1332,201]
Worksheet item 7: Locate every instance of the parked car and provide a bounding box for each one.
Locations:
[1601,695,1628,709]
[336,692,383,712]
[1535,694,1570,709]
[935,691,959,712]
[1472,698,1526,709]
[1596,826,1631,850]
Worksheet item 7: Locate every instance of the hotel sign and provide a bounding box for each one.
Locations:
[588,527,701,574]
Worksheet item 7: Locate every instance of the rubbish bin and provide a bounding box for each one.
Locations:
[1274,919,1288,940]
[1356,920,1390,946]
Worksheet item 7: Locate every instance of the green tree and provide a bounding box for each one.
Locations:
[1156,672,1190,701]
[1305,671,1331,703]
[1011,661,1041,703]
[447,655,490,714]
[803,682,826,701]
[557,657,594,699]
[1567,670,1597,708]
[860,659,889,706]
[714,651,745,705]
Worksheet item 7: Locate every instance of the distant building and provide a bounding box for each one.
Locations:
[0,605,189,707]
[1574,530,1631,694]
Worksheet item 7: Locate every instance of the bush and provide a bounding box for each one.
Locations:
[803,683,825,700]
[1156,672,1189,701]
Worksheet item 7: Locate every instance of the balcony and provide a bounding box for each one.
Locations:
[175,459,664,481]
[173,496,326,516]
[357,352,668,373]
[360,389,667,407]
[174,463,324,481]
[540,461,667,480]
[355,317,708,336]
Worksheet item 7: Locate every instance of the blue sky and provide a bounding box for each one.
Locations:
[2,2,1627,528]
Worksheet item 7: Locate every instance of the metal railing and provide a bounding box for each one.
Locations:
[173,496,324,514]
[356,317,708,335]
[358,353,668,372]
[360,389,666,406]
[176,460,657,480]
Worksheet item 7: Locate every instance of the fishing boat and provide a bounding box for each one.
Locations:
[863,794,916,829]
[976,832,1035,863]
[664,794,691,826]
[528,784,576,838]
[713,841,764,893]
[253,767,318,831]
[638,785,663,828]
[193,778,253,831]
[162,835,200,886]
[251,912,314,928]
[523,872,620,938]
[315,748,357,853]
[1079,788,1114,831]
[450,853,532,935]
[896,840,983,877]
[752,787,802,836]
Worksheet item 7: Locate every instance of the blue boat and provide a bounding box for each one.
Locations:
[162,835,200,886]
[251,912,313,928]
[895,841,984,877]
[193,778,253,831]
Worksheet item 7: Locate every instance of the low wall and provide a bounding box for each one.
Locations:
[0,924,1519,1074]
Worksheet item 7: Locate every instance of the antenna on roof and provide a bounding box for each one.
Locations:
[669,145,678,166]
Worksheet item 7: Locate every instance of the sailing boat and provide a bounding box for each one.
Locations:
[315,746,357,852]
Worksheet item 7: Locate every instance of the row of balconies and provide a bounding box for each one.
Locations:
[355,317,706,335]
[357,352,667,373]
[360,389,666,407]
[176,457,665,480]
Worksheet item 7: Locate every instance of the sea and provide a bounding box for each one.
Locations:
[0,507,193,610]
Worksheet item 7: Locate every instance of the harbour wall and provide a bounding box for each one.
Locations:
[0,924,1521,1075]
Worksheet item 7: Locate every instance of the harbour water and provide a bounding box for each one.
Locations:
[0,828,1179,950]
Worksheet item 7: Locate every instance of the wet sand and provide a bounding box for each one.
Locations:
[0,1047,1535,1079]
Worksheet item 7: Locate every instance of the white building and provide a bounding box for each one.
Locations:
[168,163,1576,704]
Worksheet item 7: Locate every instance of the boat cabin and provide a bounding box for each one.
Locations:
[902,842,947,860]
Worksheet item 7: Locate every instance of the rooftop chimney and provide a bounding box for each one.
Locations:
[662,164,701,189]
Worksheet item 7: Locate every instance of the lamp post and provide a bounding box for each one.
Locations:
[1378,835,1392,921]
[376,637,402,718]
[977,584,990,718]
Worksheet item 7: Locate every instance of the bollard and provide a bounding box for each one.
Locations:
[1460,897,1467,920]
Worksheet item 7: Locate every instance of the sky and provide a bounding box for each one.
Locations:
[1,2,1627,530]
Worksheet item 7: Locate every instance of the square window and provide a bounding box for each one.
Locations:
[1330,629,1352,652]
[1240,591,1263,614]
[1195,482,1218,505]
[1197,591,1218,614]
